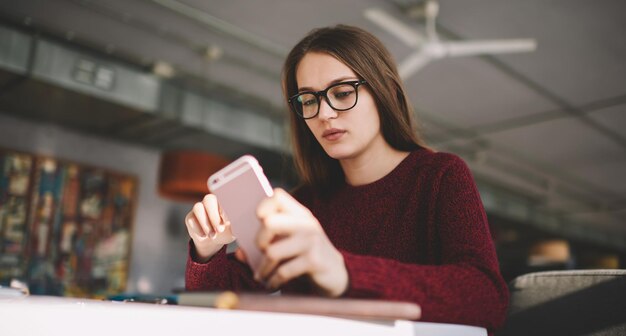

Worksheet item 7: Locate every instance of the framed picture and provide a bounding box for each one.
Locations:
[0,148,137,298]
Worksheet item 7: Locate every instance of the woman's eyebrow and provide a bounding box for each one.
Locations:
[298,76,359,92]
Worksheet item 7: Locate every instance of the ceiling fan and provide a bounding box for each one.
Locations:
[364,1,537,79]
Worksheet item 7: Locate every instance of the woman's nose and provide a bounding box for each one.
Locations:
[317,97,338,120]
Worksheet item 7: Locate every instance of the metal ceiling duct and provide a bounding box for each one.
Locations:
[0,24,287,155]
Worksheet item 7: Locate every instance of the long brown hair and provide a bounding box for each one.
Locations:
[282,25,426,190]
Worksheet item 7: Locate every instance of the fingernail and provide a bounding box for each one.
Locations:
[217,225,225,233]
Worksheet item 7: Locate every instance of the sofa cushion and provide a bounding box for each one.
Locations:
[497,269,626,336]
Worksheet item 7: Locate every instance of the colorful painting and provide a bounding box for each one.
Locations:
[0,152,32,282]
[0,149,137,298]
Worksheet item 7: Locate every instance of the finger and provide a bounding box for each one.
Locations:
[234,248,248,264]
[256,193,281,219]
[185,212,204,238]
[217,206,229,233]
[192,201,214,238]
[256,234,310,281]
[257,214,317,250]
[255,256,277,283]
[266,255,310,290]
[257,188,304,219]
[202,194,223,235]
[255,250,279,282]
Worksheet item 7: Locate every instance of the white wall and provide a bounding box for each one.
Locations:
[0,112,192,295]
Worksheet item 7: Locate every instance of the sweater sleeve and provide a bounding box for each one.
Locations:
[340,158,509,331]
[185,240,265,292]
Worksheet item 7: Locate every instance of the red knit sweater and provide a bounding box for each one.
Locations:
[185,149,509,332]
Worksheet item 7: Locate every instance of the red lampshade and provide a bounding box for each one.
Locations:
[158,150,230,202]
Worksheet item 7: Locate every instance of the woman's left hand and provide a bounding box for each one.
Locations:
[254,188,348,297]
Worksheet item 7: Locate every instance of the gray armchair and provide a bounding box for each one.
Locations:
[497,269,626,336]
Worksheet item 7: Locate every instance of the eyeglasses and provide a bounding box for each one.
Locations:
[288,80,367,119]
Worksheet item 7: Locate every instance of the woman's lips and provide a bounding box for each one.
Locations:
[322,128,346,141]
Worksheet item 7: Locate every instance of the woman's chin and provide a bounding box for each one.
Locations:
[323,146,356,161]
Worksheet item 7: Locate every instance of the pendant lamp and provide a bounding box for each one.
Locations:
[158,150,230,202]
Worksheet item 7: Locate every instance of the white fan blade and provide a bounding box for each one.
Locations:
[364,8,425,48]
[398,51,431,79]
[442,39,537,57]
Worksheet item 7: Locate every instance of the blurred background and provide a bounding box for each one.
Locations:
[0,0,624,298]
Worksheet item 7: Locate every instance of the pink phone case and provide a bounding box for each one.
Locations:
[207,155,273,272]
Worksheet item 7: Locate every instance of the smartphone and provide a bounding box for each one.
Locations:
[207,155,273,272]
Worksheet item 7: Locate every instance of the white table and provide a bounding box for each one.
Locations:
[0,295,487,336]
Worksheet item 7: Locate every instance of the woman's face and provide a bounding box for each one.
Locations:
[296,52,385,161]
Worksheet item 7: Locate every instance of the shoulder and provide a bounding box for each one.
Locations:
[412,149,470,177]
[418,151,479,198]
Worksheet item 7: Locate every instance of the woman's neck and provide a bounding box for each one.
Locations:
[340,141,410,186]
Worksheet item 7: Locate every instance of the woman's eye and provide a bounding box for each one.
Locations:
[298,95,317,106]
[333,90,354,99]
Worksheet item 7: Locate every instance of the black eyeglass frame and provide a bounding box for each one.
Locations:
[288,80,368,119]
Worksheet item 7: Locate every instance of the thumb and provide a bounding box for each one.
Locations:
[234,248,248,264]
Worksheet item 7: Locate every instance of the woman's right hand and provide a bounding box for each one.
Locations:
[185,194,236,263]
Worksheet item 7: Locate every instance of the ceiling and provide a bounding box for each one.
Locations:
[0,0,624,250]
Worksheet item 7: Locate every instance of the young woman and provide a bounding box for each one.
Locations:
[184,25,509,332]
